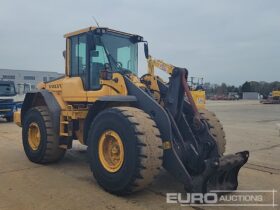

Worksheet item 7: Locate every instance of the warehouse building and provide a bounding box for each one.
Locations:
[242,92,260,100]
[0,69,63,91]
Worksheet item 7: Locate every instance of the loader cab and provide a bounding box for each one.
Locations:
[64,27,143,90]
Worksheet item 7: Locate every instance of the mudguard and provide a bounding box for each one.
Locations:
[21,90,61,135]
[83,95,138,145]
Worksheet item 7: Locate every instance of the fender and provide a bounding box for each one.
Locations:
[97,95,137,102]
[83,95,137,145]
[21,90,61,135]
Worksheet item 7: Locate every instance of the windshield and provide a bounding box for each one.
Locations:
[0,83,16,96]
[98,33,138,74]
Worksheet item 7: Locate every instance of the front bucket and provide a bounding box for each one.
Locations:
[190,151,249,193]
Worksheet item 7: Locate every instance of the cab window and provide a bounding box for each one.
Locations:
[70,35,87,76]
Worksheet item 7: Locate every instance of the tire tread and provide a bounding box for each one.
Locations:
[200,109,226,155]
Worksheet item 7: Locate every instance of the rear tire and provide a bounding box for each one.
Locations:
[22,106,65,163]
[199,109,226,155]
[87,107,163,195]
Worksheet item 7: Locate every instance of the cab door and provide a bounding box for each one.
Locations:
[69,33,89,90]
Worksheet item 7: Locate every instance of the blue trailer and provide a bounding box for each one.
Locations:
[0,81,22,122]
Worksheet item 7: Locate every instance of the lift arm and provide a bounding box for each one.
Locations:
[146,56,202,129]
[147,56,175,76]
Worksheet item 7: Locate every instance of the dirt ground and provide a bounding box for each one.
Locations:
[0,100,279,210]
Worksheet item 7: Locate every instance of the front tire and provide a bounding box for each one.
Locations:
[200,109,226,155]
[22,106,65,163]
[87,107,163,195]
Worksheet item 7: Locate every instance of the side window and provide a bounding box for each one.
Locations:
[89,45,109,89]
[70,35,87,76]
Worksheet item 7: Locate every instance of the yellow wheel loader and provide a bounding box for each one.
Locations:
[261,89,280,104]
[189,77,206,110]
[14,26,248,195]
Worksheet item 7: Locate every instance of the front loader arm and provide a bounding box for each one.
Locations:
[143,55,249,193]
[147,56,175,75]
[146,56,203,130]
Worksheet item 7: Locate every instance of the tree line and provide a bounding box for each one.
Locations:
[204,81,280,99]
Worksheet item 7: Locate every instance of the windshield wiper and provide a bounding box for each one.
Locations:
[106,53,131,74]
[99,39,127,73]
[107,53,119,70]
[98,39,116,71]
[99,39,133,75]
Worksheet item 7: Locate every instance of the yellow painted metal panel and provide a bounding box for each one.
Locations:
[191,90,206,109]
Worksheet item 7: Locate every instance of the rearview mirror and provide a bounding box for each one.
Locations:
[144,42,149,59]
[62,50,66,59]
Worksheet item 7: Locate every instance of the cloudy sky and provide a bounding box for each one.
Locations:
[0,0,279,85]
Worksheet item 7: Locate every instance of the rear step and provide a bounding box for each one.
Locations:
[190,151,249,193]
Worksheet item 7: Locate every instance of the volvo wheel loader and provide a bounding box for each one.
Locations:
[14,26,249,195]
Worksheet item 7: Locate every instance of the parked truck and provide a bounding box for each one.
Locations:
[0,81,28,122]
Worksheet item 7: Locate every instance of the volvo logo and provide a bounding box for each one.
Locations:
[48,84,62,89]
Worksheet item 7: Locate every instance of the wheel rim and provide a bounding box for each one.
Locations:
[28,122,41,150]
[98,130,124,173]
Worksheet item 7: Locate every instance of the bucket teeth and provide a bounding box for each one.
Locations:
[189,151,249,193]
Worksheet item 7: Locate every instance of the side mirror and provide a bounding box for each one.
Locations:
[144,42,149,59]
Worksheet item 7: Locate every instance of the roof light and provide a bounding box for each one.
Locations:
[94,28,108,35]
[130,35,144,43]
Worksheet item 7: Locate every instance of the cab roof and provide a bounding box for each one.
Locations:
[64,26,141,38]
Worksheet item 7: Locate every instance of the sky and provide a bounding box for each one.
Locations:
[0,0,279,86]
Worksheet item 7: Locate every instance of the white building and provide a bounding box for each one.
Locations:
[0,69,63,91]
[242,92,260,100]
